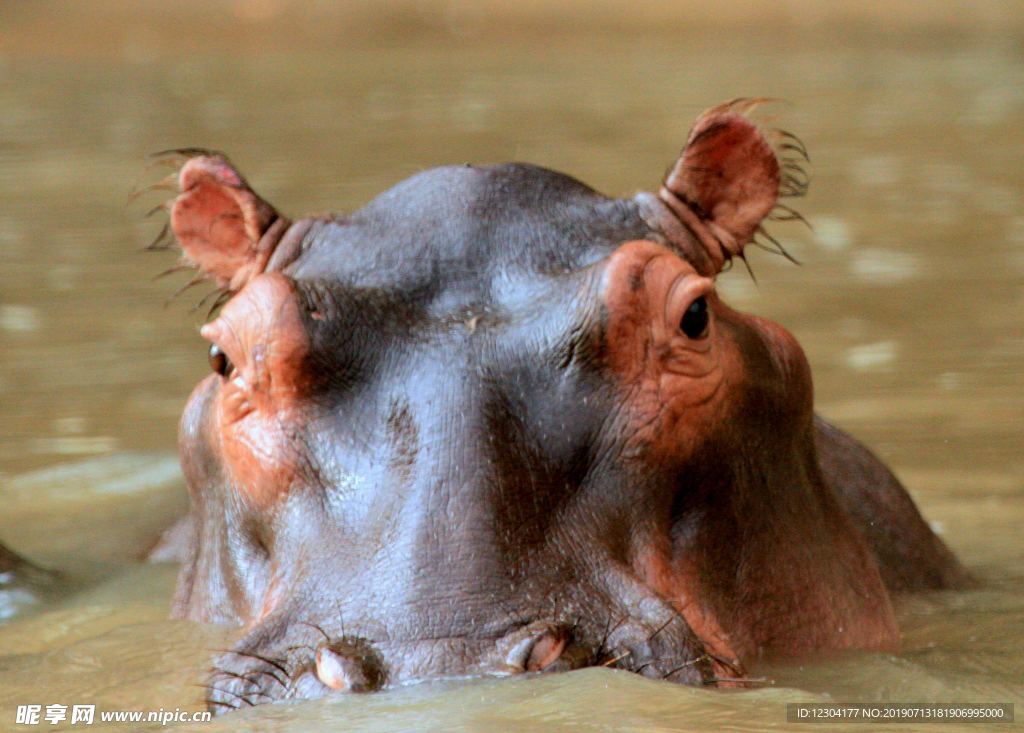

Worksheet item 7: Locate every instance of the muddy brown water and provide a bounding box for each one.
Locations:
[1,3,1021,731]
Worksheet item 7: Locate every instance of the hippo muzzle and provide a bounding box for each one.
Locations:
[146,100,970,714]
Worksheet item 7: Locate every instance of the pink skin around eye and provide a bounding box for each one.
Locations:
[600,240,729,461]
[199,274,311,510]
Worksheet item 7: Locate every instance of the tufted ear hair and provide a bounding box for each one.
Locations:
[158,152,289,293]
[659,99,808,274]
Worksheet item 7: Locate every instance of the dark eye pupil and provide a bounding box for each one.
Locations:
[680,296,709,339]
[208,343,232,376]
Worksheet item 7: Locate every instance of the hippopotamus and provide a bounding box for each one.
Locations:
[145,100,970,713]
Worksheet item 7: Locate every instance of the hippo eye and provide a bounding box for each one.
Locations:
[680,296,709,340]
[208,343,233,377]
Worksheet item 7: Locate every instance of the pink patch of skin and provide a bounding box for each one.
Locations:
[171,157,283,291]
[525,632,568,672]
[600,240,727,462]
[315,647,350,691]
[200,273,311,510]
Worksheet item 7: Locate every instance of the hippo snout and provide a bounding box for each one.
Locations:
[205,596,717,713]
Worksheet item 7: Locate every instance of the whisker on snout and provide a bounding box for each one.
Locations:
[197,683,255,707]
[284,643,320,657]
[208,648,292,690]
[215,668,288,693]
[646,617,674,644]
[225,650,292,677]
[601,651,632,667]
[706,651,745,677]
[663,657,704,679]
[295,620,332,644]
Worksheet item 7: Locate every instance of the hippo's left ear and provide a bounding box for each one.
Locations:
[168,154,289,291]
[658,99,807,273]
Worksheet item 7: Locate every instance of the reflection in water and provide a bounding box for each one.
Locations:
[0,304,41,334]
[0,2,1021,730]
[849,248,922,285]
[843,340,898,372]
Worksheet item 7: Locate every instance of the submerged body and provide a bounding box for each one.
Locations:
[140,102,968,712]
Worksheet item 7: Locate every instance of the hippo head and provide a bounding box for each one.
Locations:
[153,101,905,713]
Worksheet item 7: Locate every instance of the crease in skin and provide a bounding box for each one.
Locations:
[658,186,732,273]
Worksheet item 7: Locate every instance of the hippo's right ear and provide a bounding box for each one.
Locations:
[658,99,807,273]
[169,155,288,291]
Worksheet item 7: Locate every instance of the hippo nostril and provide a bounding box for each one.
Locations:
[525,631,568,672]
[500,622,570,674]
[316,648,352,690]
[314,640,384,693]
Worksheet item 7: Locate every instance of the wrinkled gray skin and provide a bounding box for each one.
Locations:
[155,156,968,714]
